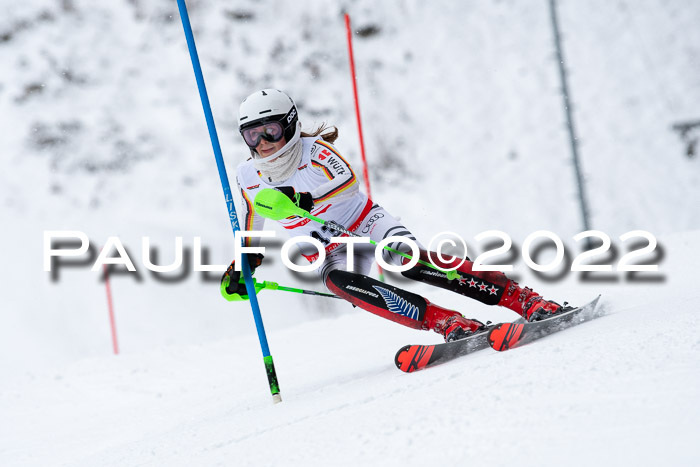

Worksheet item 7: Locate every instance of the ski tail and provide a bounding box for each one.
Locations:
[488,322,526,351]
[395,344,436,373]
[394,330,492,373]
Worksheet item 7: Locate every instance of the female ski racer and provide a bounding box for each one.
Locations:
[221,89,569,342]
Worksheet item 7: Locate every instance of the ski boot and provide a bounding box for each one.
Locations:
[498,281,571,322]
[526,299,575,322]
[424,303,488,342]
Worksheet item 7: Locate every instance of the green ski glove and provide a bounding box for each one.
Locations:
[220,253,264,301]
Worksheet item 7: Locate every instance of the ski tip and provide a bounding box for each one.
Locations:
[584,294,606,319]
[573,294,604,318]
[487,322,525,351]
[395,344,435,373]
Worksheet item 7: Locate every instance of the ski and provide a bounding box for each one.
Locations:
[394,328,493,373]
[487,295,603,351]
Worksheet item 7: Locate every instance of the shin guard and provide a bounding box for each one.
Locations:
[326,270,483,337]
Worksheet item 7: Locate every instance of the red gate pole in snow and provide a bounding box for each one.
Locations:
[345,13,384,281]
[102,260,119,355]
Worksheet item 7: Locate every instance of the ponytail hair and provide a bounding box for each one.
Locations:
[301,123,339,144]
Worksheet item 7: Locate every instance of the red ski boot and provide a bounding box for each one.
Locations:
[498,280,566,321]
[423,302,487,342]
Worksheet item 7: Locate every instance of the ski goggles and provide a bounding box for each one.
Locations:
[241,121,286,148]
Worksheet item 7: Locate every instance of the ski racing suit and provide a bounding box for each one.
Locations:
[235,137,561,340]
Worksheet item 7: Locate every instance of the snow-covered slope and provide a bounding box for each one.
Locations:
[2,231,699,466]
[2,0,700,465]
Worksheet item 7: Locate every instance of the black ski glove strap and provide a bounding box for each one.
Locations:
[221,253,264,294]
[275,186,314,212]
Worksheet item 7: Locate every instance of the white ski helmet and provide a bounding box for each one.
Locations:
[238,89,300,152]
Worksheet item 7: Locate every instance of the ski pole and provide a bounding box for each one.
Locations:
[253,189,462,280]
[267,282,342,299]
[176,0,282,403]
[222,276,342,301]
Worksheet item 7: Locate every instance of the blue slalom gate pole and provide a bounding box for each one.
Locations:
[176,0,281,403]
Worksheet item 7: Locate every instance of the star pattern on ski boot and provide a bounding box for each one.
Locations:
[478,282,487,291]
[469,278,478,288]
[489,285,499,295]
